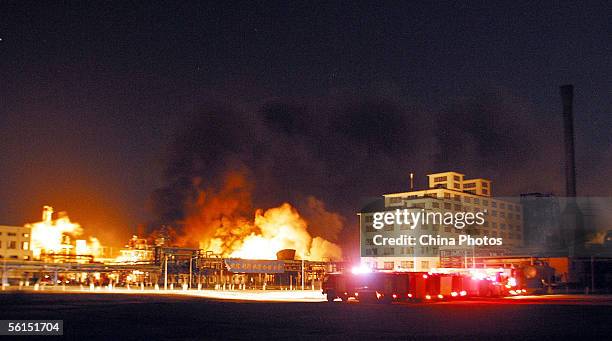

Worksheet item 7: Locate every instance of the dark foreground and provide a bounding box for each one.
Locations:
[1,293,611,340]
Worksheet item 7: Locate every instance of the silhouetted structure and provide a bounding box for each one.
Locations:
[559,85,585,256]
[520,193,561,251]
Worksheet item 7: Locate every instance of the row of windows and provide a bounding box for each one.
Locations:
[366,247,440,256]
[435,182,489,193]
[365,222,522,234]
[417,202,522,219]
[390,261,430,270]
[400,246,439,254]
[0,232,29,237]
[433,175,463,182]
[486,222,522,230]
[462,181,489,188]
[366,221,522,232]
[0,241,29,250]
[388,196,522,213]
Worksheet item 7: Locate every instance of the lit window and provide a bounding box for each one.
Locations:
[400,261,414,269]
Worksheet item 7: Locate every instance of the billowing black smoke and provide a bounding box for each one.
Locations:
[151,90,564,256]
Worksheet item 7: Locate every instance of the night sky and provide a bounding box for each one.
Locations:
[1,2,610,248]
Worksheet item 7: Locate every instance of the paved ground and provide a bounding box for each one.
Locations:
[1,291,611,340]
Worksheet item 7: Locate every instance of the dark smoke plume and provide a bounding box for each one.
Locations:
[151,89,566,256]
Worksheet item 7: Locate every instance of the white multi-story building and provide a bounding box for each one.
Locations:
[359,171,523,271]
[0,225,32,260]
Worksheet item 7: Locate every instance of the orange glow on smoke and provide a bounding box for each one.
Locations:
[185,172,342,261]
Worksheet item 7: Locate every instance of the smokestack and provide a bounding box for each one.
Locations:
[42,205,54,223]
[559,85,585,256]
[560,85,577,197]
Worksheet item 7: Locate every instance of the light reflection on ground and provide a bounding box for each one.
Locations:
[3,286,612,305]
[3,286,328,302]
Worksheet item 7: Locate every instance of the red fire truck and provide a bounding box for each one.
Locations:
[323,268,525,303]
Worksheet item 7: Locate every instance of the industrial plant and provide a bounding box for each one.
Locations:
[0,206,341,292]
[0,86,610,296]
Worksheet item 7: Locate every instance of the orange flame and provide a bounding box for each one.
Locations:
[184,172,342,261]
[26,206,103,259]
[226,203,341,260]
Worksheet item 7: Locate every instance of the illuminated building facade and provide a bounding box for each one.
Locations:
[0,225,32,260]
[359,171,523,271]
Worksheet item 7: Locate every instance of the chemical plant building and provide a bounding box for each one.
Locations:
[0,206,342,290]
[0,225,32,261]
[359,171,523,271]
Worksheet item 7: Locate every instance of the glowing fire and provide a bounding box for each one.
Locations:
[180,172,343,261]
[115,236,153,263]
[202,203,342,261]
[26,206,102,259]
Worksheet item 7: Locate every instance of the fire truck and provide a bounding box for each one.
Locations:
[322,268,525,303]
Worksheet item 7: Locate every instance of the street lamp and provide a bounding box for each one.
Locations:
[164,254,168,290]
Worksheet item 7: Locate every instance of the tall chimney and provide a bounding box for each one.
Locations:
[560,84,577,197]
[559,84,585,256]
